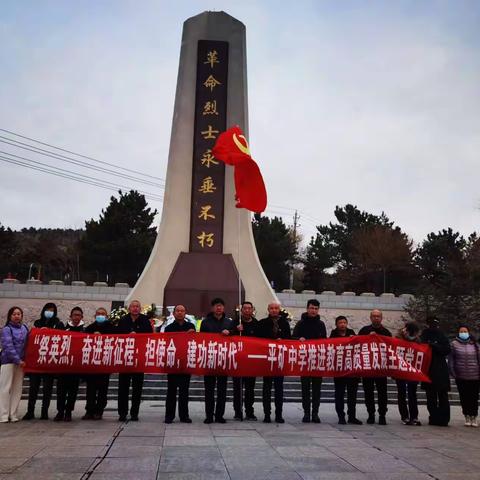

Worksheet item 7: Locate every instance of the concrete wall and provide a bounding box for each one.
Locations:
[0,280,412,332]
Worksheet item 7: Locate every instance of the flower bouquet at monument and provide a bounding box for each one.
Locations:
[109,306,128,326]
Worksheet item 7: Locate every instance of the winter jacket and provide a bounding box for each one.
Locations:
[165,320,196,333]
[1,323,29,365]
[420,327,451,391]
[116,313,153,334]
[232,317,258,337]
[85,321,115,335]
[449,338,480,380]
[330,327,356,338]
[256,316,291,340]
[293,313,327,340]
[65,321,85,333]
[358,324,392,337]
[200,313,233,334]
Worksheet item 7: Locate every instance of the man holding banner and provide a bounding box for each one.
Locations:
[358,310,392,425]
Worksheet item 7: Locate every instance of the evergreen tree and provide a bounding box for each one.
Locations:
[79,190,158,285]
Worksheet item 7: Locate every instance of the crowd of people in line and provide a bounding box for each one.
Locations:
[0,298,479,429]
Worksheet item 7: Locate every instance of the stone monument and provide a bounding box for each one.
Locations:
[127,11,277,316]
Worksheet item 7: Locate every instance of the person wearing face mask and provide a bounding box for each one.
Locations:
[395,322,422,426]
[420,316,451,426]
[448,324,480,427]
[54,306,85,422]
[83,307,114,420]
[23,302,65,420]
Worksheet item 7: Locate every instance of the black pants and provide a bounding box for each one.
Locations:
[56,374,80,414]
[27,374,54,414]
[396,380,419,421]
[424,384,450,426]
[456,379,480,417]
[85,374,110,416]
[301,376,322,416]
[362,377,388,416]
[233,377,256,417]
[165,374,191,421]
[204,375,227,420]
[118,373,144,418]
[262,376,284,417]
[334,377,359,419]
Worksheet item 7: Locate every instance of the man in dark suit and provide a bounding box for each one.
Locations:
[116,299,153,421]
[256,302,291,424]
[164,305,196,424]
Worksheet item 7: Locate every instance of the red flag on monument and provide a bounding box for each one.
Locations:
[212,126,267,213]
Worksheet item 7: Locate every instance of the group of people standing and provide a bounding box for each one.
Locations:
[0,298,479,429]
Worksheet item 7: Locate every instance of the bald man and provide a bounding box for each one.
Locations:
[358,310,392,425]
[256,303,292,423]
[116,300,153,422]
[164,305,195,424]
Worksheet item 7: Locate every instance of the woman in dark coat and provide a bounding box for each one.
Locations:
[420,316,451,426]
[449,324,480,427]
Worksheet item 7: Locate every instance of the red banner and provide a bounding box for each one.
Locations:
[24,329,431,382]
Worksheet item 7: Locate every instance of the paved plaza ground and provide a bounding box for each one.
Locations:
[0,401,479,480]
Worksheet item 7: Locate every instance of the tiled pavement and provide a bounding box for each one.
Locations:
[0,401,478,479]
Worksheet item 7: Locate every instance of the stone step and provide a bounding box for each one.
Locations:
[21,374,461,405]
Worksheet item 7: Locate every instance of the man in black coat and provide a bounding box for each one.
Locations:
[83,307,115,420]
[420,316,451,426]
[293,299,326,423]
[358,309,392,425]
[55,306,85,422]
[256,302,291,423]
[23,302,65,420]
[330,315,362,425]
[116,299,153,421]
[200,298,233,424]
[232,301,258,421]
[164,305,196,424]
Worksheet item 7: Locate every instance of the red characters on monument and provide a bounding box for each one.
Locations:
[212,126,267,213]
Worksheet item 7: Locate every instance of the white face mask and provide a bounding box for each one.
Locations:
[44,311,54,319]
[459,332,470,341]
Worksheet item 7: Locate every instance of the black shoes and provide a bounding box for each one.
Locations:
[245,414,257,421]
[82,413,94,420]
[302,414,311,423]
[64,411,72,422]
[311,414,321,424]
[275,416,285,424]
[164,418,174,424]
[22,411,34,421]
[263,415,271,423]
[204,417,213,424]
[378,416,387,425]
[54,412,64,422]
[338,417,347,425]
[130,415,139,422]
[180,417,192,423]
[40,411,49,420]
[118,415,127,422]
[367,414,375,424]
[233,414,243,421]
[215,417,226,424]
[348,417,363,425]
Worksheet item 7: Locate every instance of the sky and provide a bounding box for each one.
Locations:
[1,0,479,248]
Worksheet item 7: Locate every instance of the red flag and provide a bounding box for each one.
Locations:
[212,126,267,213]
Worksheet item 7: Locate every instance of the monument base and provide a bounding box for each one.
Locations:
[163,252,245,317]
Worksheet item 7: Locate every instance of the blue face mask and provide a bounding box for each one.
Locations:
[459,332,470,341]
[95,315,107,323]
[44,311,54,319]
